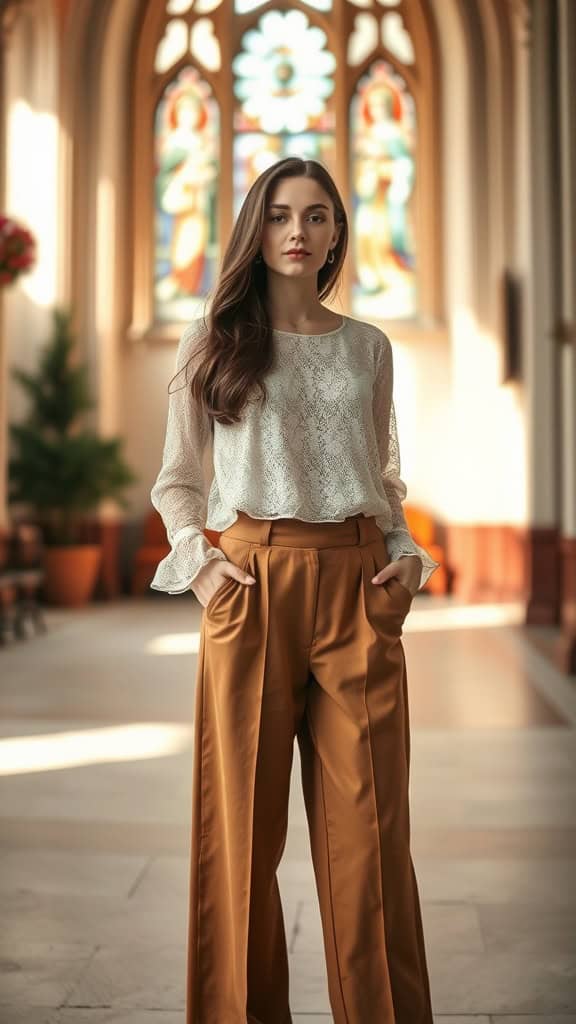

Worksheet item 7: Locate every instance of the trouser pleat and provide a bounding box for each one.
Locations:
[297,542,433,1023]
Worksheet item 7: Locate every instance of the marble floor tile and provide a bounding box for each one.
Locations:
[0,850,148,899]
[124,853,189,906]
[287,953,331,1014]
[433,1019,490,1024]
[428,950,576,1014]
[0,887,185,949]
[0,730,192,827]
[63,944,185,1010]
[288,899,325,954]
[477,902,576,954]
[418,901,484,954]
[0,1012,61,1024]
[0,817,191,856]
[418,857,576,906]
[0,1012,185,1023]
[490,1017,576,1024]
[0,941,94,1009]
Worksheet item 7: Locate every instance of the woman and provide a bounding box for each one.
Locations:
[150,156,439,1024]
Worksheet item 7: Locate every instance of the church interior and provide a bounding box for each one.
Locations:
[0,0,575,1020]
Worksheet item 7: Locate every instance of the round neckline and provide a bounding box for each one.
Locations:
[271,314,347,339]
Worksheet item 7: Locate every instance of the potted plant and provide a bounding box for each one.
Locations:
[8,307,138,606]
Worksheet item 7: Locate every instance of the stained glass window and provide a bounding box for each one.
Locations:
[348,5,413,68]
[167,0,222,13]
[190,19,221,70]
[350,59,417,319]
[232,9,337,215]
[145,0,428,327]
[155,13,221,73]
[381,12,414,64]
[167,0,193,13]
[348,13,379,66]
[153,66,220,322]
[155,19,188,73]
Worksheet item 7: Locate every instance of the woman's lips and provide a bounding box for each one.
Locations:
[284,252,310,260]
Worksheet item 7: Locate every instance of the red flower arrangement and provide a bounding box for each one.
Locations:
[0,215,36,286]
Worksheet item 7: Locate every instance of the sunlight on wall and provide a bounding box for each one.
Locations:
[446,306,525,524]
[7,99,58,308]
[94,174,121,451]
[391,312,525,529]
[0,722,192,776]
[96,176,118,337]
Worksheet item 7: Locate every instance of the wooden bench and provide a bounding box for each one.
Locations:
[0,523,47,645]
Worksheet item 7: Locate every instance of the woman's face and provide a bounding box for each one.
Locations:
[259,175,340,279]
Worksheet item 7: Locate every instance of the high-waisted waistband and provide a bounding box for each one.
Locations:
[221,510,383,549]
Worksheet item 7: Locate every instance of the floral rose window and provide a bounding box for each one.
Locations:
[232,9,337,217]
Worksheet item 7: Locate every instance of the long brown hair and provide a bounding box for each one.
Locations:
[170,157,348,427]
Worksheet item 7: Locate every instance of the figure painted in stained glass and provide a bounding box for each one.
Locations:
[352,64,416,314]
[155,70,218,310]
[231,8,337,213]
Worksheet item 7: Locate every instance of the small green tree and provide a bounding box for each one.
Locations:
[9,307,138,545]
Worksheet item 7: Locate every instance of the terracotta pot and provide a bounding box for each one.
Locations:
[42,545,102,607]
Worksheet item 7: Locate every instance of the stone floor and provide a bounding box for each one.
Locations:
[1,592,576,1023]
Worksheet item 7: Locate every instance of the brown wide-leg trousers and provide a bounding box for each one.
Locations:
[186,510,433,1024]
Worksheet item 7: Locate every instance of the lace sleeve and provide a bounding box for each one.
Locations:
[149,319,227,595]
[372,333,440,592]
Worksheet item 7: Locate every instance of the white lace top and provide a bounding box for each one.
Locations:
[149,313,440,595]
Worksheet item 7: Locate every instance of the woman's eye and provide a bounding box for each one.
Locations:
[269,214,324,223]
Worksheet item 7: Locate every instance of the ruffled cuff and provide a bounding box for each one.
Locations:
[149,529,227,595]
[378,526,440,592]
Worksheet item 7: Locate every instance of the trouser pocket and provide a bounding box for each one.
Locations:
[204,537,254,616]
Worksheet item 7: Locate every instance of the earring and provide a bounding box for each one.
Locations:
[327,249,335,264]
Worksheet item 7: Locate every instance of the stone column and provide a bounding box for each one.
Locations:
[556,0,576,672]
[0,2,21,530]
[521,0,560,626]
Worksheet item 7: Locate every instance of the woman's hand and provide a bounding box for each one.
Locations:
[192,558,256,607]
[371,554,422,598]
